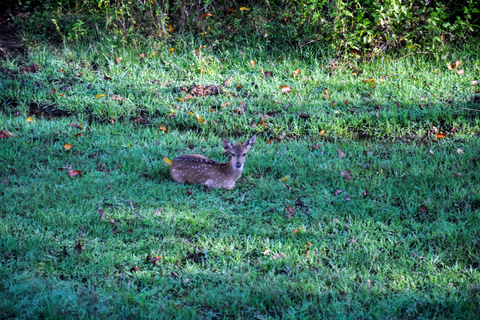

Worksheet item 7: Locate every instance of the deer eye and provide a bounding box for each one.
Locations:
[243,153,246,156]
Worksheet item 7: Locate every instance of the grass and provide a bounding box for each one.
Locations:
[1,37,480,319]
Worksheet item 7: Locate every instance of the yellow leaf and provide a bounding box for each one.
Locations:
[381,169,385,175]
[196,114,202,122]
[250,60,256,67]
[292,69,301,78]
[27,117,33,122]
[95,93,105,98]
[64,143,72,150]
[189,111,194,116]
[169,48,174,53]
[168,24,173,33]
[436,133,446,138]
[293,227,301,234]
[319,130,325,135]
[363,77,375,83]
[240,7,248,11]
[282,176,289,181]
[164,157,172,166]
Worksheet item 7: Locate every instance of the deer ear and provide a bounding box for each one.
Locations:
[246,135,256,150]
[221,139,233,151]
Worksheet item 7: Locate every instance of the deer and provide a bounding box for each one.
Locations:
[169,135,256,190]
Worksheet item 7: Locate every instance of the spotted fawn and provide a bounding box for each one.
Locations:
[170,135,256,190]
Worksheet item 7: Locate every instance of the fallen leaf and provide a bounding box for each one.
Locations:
[419,205,428,213]
[240,7,248,11]
[67,169,82,177]
[169,48,174,52]
[64,143,72,150]
[334,189,343,196]
[221,101,231,106]
[344,194,351,201]
[451,172,461,177]
[363,77,375,83]
[337,149,346,159]
[104,75,112,81]
[436,133,446,139]
[344,223,350,231]
[319,130,325,135]
[282,176,289,181]
[156,208,164,216]
[293,227,301,234]
[333,218,340,223]
[363,190,368,197]
[457,148,464,154]
[292,69,301,78]
[95,93,105,98]
[97,163,103,171]
[74,132,83,138]
[324,88,329,99]
[98,209,104,220]
[259,117,266,127]
[168,24,173,33]
[340,170,352,180]
[199,12,212,19]
[196,114,202,122]
[432,126,438,134]
[152,256,161,266]
[223,76,233,86]
[262,71,273,77]
[285,206,295,219]
[47,88,56,95]
[187,189,193,196]
[116,57,122,64]
[159,126,168,133]
[280,86,291,93]
[472,80,479,85]
[311,144,321,150]
[429,150,434,155]
[348,238,357,245]
[250,60,256,67]
[263,249,270,255]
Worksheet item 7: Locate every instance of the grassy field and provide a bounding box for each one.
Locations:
[1,39,480,319]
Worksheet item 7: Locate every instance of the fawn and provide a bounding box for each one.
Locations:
[170,135,256,190]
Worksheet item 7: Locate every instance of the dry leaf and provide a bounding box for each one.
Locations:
[259,117,266,128]
[280,86,291,93]
[116,57,122,64]
[324,88,329,99]
[436,133,446,139]
[293,227,301,234]
[199,12,213,19]
[340,170,352,180]
[319,130,325,135]
[337,149,345,159]
[240,7,248,11]
[47,88,56,95]
[250,60,256,67]
[168,24,173,33]
[95,93,105,98]
[67,169,82,177]
[282,176,289,181]
[187,189,193,196]
[74,132,82,138]
[285,206,295,219]
[292,69,301,78]
[419,205,428,213]
[457,148,464,154]
[64,143,72,150]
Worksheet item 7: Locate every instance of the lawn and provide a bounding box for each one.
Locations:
[1,39,480,319]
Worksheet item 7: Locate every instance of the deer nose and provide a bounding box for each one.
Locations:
[235,163,242,169]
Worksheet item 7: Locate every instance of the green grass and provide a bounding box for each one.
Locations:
[1,39,480,319]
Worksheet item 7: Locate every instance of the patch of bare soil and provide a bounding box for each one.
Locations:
[0,6,23,59]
